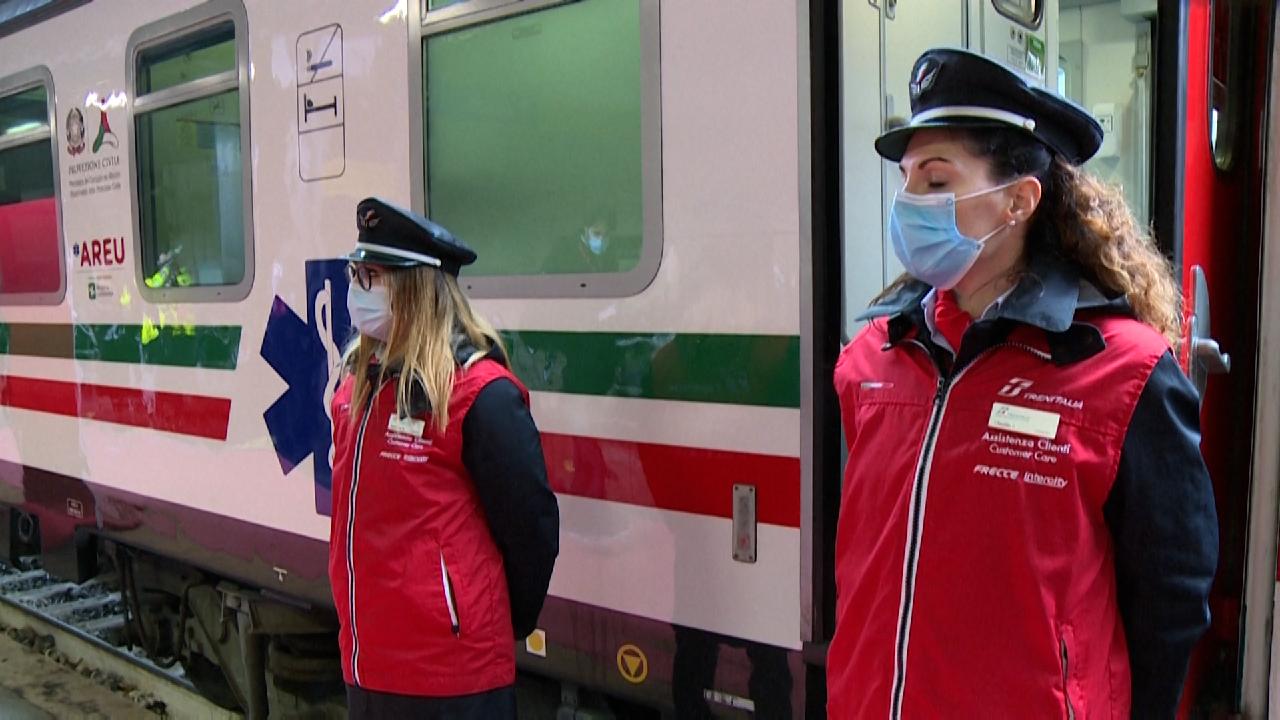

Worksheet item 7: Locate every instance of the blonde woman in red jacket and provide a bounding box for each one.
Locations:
[829,49,1217,719]
[329,197,559,719]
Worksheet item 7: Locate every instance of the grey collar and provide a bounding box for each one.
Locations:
[856,252,1126,329]
[854,252,1131,365]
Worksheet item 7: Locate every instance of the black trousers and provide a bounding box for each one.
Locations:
[346,683,517,720]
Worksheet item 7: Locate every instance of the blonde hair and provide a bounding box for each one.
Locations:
[343,267,504,432]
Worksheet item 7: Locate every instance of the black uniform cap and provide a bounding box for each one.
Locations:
[343,197,477,276]
[875,48,1103,166]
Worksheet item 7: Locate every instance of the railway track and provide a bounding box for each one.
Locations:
[0,558,240,719]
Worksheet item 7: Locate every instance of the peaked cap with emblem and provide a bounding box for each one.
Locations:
[343,197,477,275]
[875,48,1103,165]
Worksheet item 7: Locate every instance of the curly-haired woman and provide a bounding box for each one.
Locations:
[828,49,1217,719]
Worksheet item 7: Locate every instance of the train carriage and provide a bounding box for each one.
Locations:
[0,0,1276,716]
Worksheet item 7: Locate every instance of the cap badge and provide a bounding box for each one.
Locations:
[358,208,380,230]
[910,59,940,101]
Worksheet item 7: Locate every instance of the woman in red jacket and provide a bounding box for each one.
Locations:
[829,49,1217,718]
[329,197,559,719]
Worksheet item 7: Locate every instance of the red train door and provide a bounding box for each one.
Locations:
[1157,0,1273,715]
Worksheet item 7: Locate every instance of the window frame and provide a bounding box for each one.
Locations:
[1208,0,1246,173]
[126,0,254,304]
[409,0,663,299]
[0,65,66,306]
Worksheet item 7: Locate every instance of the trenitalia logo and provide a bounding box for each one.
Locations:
[996,377,1085,410]
[998,378,1034,397]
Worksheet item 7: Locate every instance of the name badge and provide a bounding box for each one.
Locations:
[988,402,1060,440]
[388,414,426,438]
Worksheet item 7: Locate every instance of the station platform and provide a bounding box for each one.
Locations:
[0,685,51,720]
[0,628,155,719]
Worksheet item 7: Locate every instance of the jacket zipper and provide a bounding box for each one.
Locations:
[439,551,461,636]
[889,370,951,720]
[890,340,1011,720]
[1060,636,1076,720]
[345,384,383,686]
[1004,340,1053,362]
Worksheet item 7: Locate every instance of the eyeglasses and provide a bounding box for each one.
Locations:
[346,263,385,291]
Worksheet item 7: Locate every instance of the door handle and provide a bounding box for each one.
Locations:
[1188,265,1230,398]
[1192,336,1231,375]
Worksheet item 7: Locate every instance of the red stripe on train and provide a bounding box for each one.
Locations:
[540,432,801,527]
[0,375,231,441]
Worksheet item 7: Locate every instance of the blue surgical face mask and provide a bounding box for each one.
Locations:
[889,180,1019,290]
[347,284,392,342]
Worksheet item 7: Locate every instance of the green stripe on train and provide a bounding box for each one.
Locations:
[502,331,801,408]
[0,323,240,370]
[75,324,241,369]
[0,323,794,404]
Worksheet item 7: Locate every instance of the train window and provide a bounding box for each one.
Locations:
[127,0,253,303]
[992,0,1043,30]
[137,24,235,95]
[418,0,662,298]
[0,0,87,40]
[0,67,64,305]
[1209,0,1243,171]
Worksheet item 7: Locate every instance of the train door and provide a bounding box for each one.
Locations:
[1164,1,1273,716]
[1208,0,1280,715]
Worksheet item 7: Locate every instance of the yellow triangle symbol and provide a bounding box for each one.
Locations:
[623,654,642,677]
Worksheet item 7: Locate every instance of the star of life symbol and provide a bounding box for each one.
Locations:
[998,377,1034,398]
[261,260,351,516]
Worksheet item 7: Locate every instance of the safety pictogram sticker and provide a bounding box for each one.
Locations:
[296,24,345,181]
[616,644,648,684]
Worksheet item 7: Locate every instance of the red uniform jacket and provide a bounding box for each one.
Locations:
[829,260,1216,719]
[329,358,530,697]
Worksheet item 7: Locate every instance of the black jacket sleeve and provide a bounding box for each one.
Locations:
[1104,351,1218,718]
[462,378,560,639]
